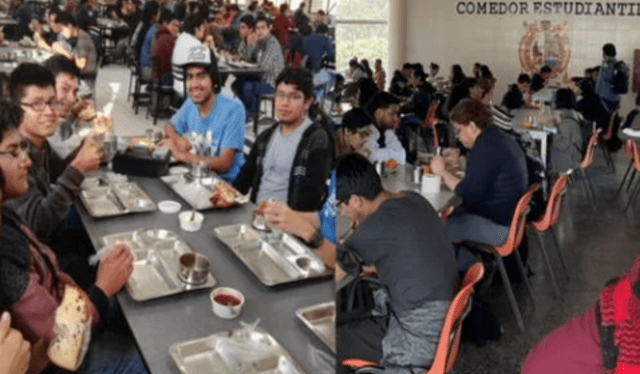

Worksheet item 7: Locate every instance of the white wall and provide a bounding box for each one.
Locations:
[400,0,640,113]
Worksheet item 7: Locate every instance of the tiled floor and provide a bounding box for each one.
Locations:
[95,65,636,374]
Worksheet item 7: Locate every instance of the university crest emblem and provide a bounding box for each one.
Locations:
[519,20,570,78]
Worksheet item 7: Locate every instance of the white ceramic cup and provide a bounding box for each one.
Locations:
[178,211,204,232]
[421,174,442,194]
[210,287,245,319]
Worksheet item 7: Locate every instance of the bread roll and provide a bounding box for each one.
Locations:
[47,284,91,371]
[127,137,155,152]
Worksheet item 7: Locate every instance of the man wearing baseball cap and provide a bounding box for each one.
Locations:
[160,45,246,183]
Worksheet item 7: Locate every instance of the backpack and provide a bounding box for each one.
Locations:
[612,60,630,94]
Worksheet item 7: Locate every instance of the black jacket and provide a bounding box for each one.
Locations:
[232,121,333,212]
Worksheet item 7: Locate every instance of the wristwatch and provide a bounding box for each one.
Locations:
[306,228,324,249]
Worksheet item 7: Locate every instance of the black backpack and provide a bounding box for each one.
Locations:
[612,60,630,94]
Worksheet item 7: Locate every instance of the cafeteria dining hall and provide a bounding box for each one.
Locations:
[1,0,640,374]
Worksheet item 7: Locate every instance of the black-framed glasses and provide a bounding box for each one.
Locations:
[0,139,29,159]
[20,99,63,112]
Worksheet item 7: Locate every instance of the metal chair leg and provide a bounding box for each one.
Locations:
[514,248,535,306]
[614,160,633,199]
[534,230,561,298]
[627,170,637,193]
[625,178,640,212]
[550,227,569,278]
[495,254,525,332]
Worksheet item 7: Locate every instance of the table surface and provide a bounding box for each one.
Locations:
[76,173,334,374]
[381,164,461,213]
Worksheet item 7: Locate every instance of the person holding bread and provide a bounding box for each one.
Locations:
[0,100,147,373]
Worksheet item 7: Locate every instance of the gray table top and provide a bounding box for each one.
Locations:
[380,164,461,213]
[76,173,334,374]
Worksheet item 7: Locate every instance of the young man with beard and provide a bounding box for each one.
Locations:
[363,91,406,164]
[232,67,332,211]
[6,63,103,286]
[160,45,245,183]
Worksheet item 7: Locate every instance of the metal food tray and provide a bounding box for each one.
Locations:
[295,302,335,353]
[80,176,156,218]
[102,229,216,301]
[161,172,247,210]
[214,224,331,286]
[169,326,305,374]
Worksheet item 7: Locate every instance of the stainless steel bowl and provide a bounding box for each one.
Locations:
[251,213,271,232]
[178,253,210,285]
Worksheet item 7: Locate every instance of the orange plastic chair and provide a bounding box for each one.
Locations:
[578,129,601,209]
[614,139,636,199]
[440,205,455,223]
[421,99,441,149]
[529,170,572,297]
[341,262,485,374]
[461,183,540,332]
[624,141,640,211]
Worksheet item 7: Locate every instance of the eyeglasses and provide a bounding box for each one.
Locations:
[20,99,63,112]
[0,139,30,159]
[275,91,304,102]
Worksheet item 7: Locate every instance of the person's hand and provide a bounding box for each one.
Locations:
[0,312,31,374]
[430,155,446,176]
[70,137,103,174]
[164,124,191,153]
[94,243,134,298]
[262,200,311,238]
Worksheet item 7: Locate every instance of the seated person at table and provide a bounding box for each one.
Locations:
[577,79,611,132]
[237,14,258,62]
[549,89,583,175]
[237,14,285,118]
[51,12,98,92]
[232,67,333,211]
[6,63,103,286]
[474,76,513,131]
[160,46,245,183]
[0,100,145,374]
[151,11,181,87]
[430,99,527,251]
[137,4,162,81]
[261,108,376,269]
[172,15,207,99]
[363,92,406,164]
[521,253,640,374]
[501,73,531,111]
[44,55,83,158]
[335,154,458,374]
[32,7,66,52]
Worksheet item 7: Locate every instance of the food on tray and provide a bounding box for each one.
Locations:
[93,113,113,134]
[385,158,398,172]
[127,137,155,152]
[521,120,533,128]
[209,180,239,208]
[421,164,432,175]
[47,284,91,371]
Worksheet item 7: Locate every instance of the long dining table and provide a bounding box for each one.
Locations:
[75,171,334,374]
